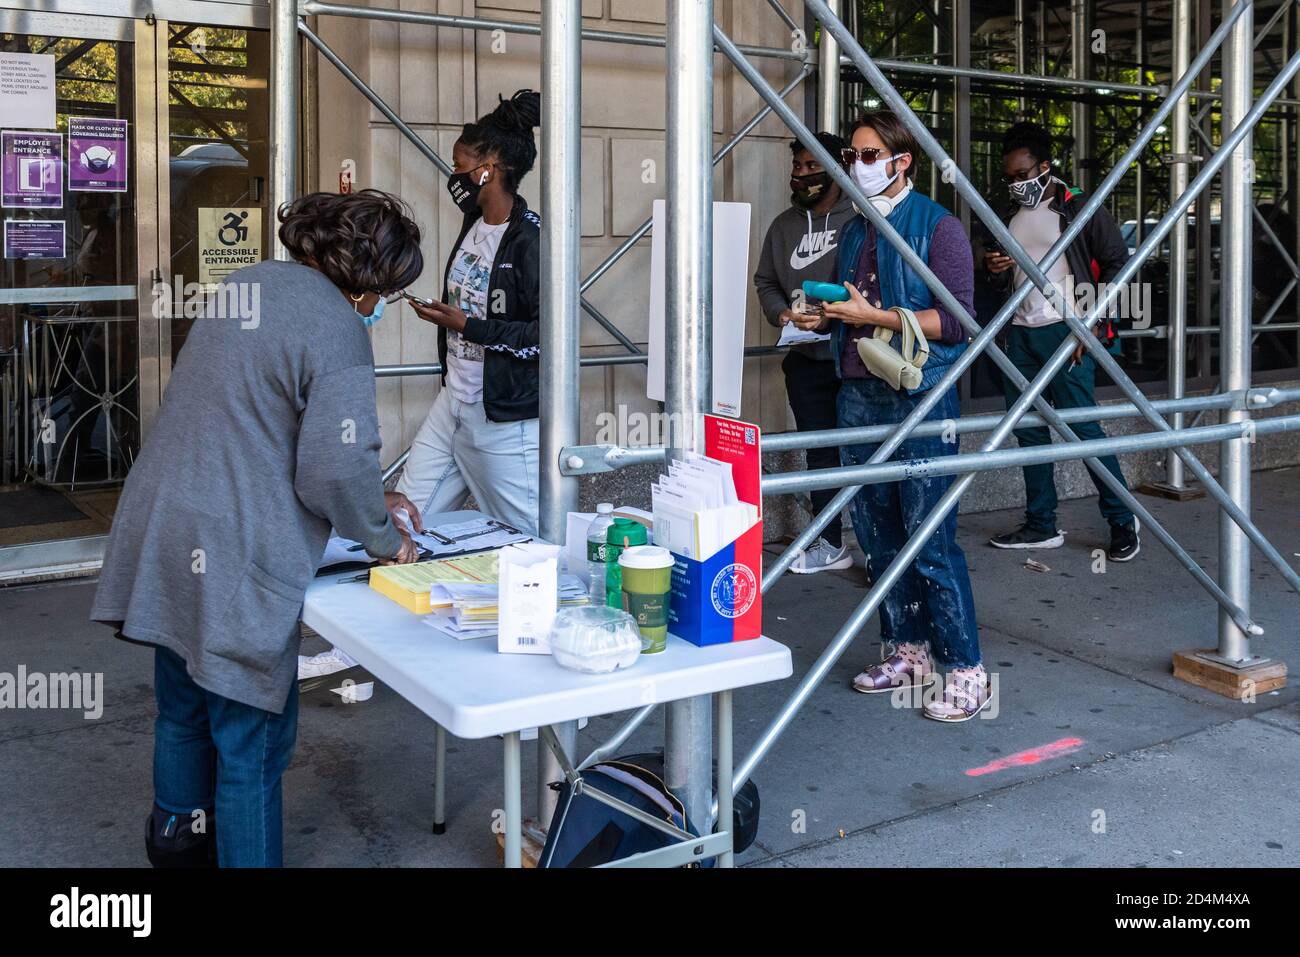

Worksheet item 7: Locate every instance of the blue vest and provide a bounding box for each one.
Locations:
[832,190,968,394]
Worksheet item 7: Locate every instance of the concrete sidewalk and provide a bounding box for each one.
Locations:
[1,468,1296,867]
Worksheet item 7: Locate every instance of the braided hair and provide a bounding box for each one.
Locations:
[459,89,541,193]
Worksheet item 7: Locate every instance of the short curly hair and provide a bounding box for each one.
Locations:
[1002,122,1054,166]
[277,189,423,294]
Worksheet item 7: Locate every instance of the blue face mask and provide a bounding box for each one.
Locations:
[356,296,386,327]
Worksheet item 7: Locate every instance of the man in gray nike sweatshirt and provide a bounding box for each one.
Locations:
[753,132,856,571]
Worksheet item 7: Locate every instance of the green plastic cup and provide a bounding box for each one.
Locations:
[604,517,648,608]
[618,545,675,654]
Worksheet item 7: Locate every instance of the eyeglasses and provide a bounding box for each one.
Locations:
[1001,166,1047,185]
[839,146,901,166]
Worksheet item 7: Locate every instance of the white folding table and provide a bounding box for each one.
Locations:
[302,522,792,867]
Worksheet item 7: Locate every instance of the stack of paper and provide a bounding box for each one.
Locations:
[424,574,590,640]
[651,451,758,561]
[369,552,499,614]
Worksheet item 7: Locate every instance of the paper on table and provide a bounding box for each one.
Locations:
[777,321,831,347]
[379,552,498,595]
[320,536,365,569]
[409,517,531,558]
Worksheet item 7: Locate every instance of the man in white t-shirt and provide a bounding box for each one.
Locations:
[983,122,1140,564]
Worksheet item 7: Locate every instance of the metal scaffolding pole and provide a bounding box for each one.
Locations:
[952,0,971,230]
[565,386,1300,474]
[535,0,584,834]
[1016,0,1028,116]
[1167,0,1195,492]
[818,0,841,131]
[1216,0,1258,666]
[269,0,299,259]
[664,0,715,834]
[1071,0,1091,192]
[764,415,1300,493]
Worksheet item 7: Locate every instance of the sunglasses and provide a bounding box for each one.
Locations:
[839,146,903,166]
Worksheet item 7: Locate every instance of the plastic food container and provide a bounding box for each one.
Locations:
[548,605,645,674]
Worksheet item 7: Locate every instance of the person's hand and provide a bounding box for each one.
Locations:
[791,310,830,332]
[378,533,420,566]
[1070,326,1104,366]
[777,308,797,326]
[410,299,468,334]
[384,490,423,535]
[985,251,1014,274]
[822,282,885,328]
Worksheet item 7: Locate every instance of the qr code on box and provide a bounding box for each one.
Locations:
[744,427,756,445]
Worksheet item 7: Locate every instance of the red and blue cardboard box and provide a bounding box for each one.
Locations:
[666,415,763,647]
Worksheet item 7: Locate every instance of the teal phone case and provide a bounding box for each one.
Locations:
[802,280,849,303]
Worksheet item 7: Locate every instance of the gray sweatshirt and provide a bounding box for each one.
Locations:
[753,194,857,360]
[91,259,402,714]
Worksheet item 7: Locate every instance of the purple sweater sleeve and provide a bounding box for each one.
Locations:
[928,215,975,345]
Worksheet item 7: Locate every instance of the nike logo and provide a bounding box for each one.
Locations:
[789,230,838,270]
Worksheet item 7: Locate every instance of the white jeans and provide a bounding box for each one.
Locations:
[396,389,540,535]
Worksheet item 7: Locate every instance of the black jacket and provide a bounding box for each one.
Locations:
[438,194,541,422]
[985,180,1131,344]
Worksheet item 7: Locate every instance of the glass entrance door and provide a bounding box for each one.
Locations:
[0,8,270,581]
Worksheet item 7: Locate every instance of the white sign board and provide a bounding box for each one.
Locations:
[0,53,56,130]
[198,207,261,286]
[647,200,751,418]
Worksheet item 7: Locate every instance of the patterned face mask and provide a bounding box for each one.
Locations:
[1009,167,1051,208]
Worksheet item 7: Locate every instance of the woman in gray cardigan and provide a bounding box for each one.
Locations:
[92,189,425,867]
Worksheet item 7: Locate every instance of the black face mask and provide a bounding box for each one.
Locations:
[790,171,832,210]
[447,165,490,214]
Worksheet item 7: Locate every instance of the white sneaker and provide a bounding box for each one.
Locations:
[789,537,853,575]
[298,647,359,680]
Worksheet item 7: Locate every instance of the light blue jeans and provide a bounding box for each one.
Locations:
[396,388,540,534]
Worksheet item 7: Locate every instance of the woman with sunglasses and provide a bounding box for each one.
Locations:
[812,111,989,722]
[92,189,426,866]
[394,90,544,537]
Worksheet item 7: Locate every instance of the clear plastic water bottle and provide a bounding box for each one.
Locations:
[586,503,616,604]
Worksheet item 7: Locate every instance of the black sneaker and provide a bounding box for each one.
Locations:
[989,524,1065,549]
[1108,517,1141,562]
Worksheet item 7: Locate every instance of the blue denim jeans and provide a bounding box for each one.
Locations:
[1001,323,1133,532]
[153,646,299,867]
[837,378,982,667]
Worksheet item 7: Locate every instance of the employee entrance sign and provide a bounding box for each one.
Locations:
[198,207,261,286]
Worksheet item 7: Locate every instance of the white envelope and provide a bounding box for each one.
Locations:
[497,543,560,655]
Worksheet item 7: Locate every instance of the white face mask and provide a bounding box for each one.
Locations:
[851,154,903,197]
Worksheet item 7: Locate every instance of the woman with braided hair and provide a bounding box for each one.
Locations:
[396,89,545,535]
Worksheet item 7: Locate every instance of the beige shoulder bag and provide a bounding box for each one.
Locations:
[855,306,930,391]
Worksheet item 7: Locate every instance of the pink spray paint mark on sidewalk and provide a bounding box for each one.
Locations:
[964,737,1086,777]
